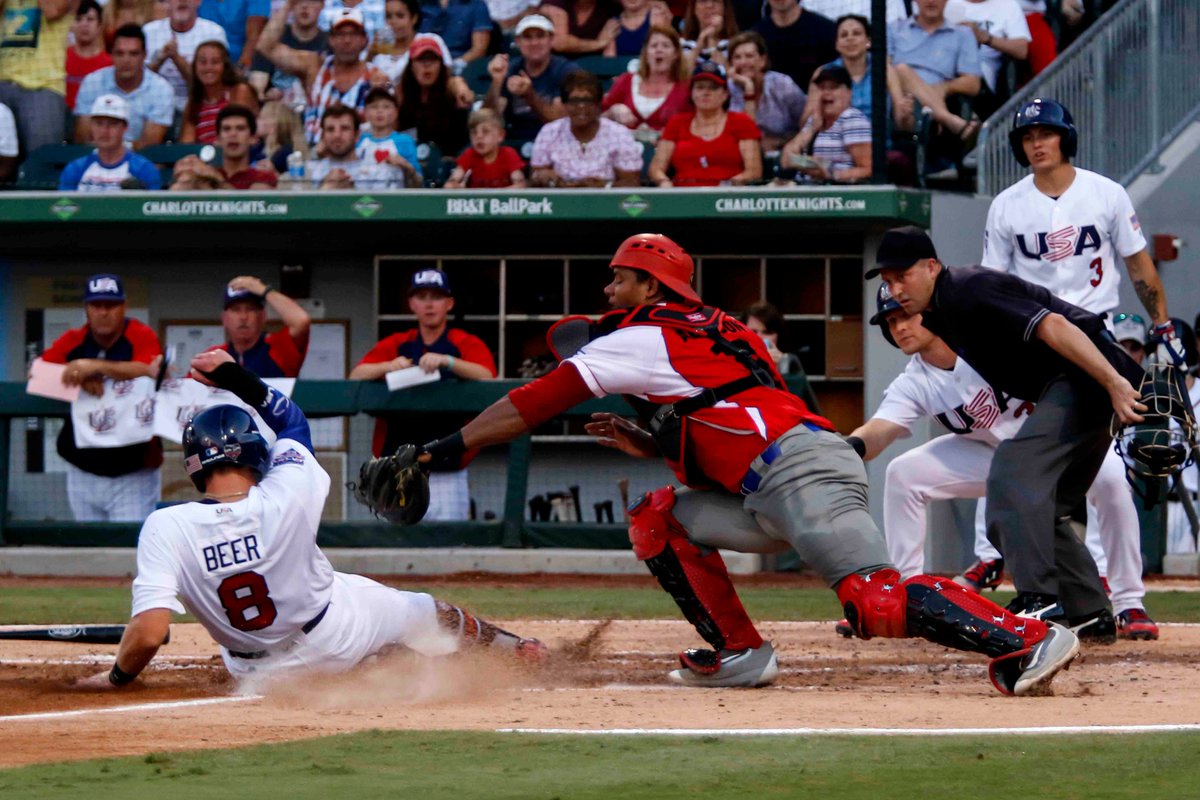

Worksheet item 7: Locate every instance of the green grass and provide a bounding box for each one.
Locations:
[2,585,1198,625]
[2,730,1199,798]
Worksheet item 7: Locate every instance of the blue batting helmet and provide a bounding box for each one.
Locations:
[1009,98,1078,167]
[182,405,271,492]
[869,283,903,348]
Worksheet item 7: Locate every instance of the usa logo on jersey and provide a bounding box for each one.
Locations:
[1016,225,1101,261]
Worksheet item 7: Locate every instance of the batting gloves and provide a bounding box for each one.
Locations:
[1151,321,1188,367]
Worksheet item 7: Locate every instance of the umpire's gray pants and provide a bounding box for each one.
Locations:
[986,375,1112,618]
[671,424,893,586]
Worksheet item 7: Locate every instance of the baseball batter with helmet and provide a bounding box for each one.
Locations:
[77,348,543,692]
[359,232,1081,696]
[980,98,1182,639]
[873,226,1148,645]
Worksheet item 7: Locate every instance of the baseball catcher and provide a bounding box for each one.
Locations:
[360,232,1083,697]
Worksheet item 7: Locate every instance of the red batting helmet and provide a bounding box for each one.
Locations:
[609,234,701,304]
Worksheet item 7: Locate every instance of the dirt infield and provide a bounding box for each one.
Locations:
[4,617,1200,769]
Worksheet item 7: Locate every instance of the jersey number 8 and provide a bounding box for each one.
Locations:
[217,571,278,632]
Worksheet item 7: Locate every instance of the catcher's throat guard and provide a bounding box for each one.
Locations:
[1111,363,1197,509]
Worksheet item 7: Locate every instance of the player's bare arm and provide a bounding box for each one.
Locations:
[76,608,171,690]
[846,418,907,461]
[1123,249,1168,325]
[585,412,658,458]
[1034,313,1145,423]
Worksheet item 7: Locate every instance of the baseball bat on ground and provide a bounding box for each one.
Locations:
[0,625,170,645]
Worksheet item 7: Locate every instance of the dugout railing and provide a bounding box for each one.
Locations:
[0,376,818,551]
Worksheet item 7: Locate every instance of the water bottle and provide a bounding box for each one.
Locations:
[286,150,306,190]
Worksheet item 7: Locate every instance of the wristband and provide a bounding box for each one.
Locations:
[845,435,866,459]
[421,430,467,467]
[446,355,455,370]
[205,361,269,407]
[261,285,272,299]
[109,662,138,686]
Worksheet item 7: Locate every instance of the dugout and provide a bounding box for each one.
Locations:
[0,185,989,568]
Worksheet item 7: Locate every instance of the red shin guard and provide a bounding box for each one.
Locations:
[835,569,907,639]
[629,486,763,652]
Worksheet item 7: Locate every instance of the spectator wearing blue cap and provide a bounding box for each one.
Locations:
[40,274,165,522]
[210,275,312,377]
[350,268,497,520]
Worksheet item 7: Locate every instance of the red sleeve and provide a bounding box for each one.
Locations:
[265,328,305,377]
[356,332,414,366]
[728,112,762,140]
[124,320,162,364]
[500,146,525,171]
[661,113,688,142]
[508,362,593,429]
[257,169,278,188]
[601,72,630,112]
[448,330,497,376]
[649,82,692,130]
[41,326,88,364]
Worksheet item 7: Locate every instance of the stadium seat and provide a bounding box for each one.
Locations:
[574,56,637,81]
[14,144,91,190]
[462,58,494,98]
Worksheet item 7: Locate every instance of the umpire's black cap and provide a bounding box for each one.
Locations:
[865,226,938,278]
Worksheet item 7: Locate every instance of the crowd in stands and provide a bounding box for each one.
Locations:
[0,0,1108,190]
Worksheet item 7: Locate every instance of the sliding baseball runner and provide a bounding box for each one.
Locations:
[77,350,543,691]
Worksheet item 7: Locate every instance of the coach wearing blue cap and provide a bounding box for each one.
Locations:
[40,273,165,521]
[213,274,311,378]
[350,267,497,520]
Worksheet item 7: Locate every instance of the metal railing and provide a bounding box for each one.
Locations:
[978,0,1200,195]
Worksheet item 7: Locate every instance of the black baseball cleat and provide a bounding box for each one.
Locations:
[834,618,856,638]
[1008,593,1116,644]
[953,557,1005,592]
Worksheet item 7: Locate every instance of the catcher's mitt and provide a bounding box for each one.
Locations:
[348,444,430,525]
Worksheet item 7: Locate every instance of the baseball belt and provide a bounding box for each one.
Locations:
[740,421,824,496]
[227,602,330,660]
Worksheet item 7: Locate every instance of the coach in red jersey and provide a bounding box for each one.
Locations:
[350,268,497,520]
[41,274,164,522]
[409,233,1081,696]
[216,275,311,378]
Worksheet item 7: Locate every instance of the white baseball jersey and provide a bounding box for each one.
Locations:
[873,353,1034,446]
[131,437,334,653]
[982,168,1147,314]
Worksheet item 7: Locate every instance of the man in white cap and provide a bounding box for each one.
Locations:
[60,95,163,192]
[484,14,579,140]
[1111,312,1148,366]
[258,1,387,144]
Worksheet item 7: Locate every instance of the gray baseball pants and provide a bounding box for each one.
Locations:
[672,424,893,586]
[985,374,1112,619]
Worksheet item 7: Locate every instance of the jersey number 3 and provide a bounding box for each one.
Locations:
[217,571,278,631]
[1089,257,1103,287]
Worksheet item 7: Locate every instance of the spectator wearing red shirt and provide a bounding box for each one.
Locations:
[601,25,691,132]
[171,105,279,189]
[67,1,114,112]
[445,108,527,189]
[350,268,497,520]
[648,59,762,187]
[214,275,311,377]
[40,274,164,522]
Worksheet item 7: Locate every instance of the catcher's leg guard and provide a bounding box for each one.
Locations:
[836,571,1048,656]
[629,487,763,652]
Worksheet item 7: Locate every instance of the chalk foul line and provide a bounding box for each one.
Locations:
[496,724,1200,737]
[0,694,263,723]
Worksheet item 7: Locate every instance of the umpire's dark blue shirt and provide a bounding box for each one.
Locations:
[919,266,1144,401]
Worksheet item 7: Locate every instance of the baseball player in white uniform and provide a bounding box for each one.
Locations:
[78,350,543,692]
[979,98,1189,640]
